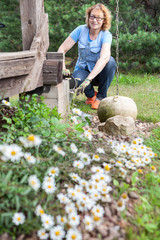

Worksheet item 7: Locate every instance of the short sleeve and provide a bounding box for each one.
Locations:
[102,31,112,45]
[70,25,83,42]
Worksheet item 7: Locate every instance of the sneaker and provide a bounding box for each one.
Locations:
[91,99,100,109]
[85,91,97,105]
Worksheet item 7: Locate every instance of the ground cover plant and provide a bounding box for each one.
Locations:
[0,87,159,240]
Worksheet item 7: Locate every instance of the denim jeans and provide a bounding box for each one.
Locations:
[73,56,116,99]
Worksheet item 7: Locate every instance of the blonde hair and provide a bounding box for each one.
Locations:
[86,3,111,31]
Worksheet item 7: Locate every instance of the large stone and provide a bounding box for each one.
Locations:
[98,96,137,123]
[101,115,135,136]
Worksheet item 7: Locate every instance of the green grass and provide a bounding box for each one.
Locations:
[74,73,160,123]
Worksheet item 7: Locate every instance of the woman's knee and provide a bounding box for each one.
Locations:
[73,70,89,81]
[105,56,117,70]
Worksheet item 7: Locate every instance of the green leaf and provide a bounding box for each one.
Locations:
[4,170,12,185]
[15,195,20,211]
[113,179,119,186]
[131,171,138,186]
[21,187,32,196]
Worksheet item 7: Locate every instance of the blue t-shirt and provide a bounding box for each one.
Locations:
[70,25,112,71]
[70,25,112,45]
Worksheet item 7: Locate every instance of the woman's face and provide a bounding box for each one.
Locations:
[89,9,104,31]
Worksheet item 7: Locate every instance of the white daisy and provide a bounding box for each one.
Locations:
[96,147,105,154]
[91,204,104,218]
[92,154,100,162]
[2,99,11,106]
[68,213,80,227]
[19,134,42,148]
[117,200,125,211]
[57,193,70,204]
[72,108,82,116]
[83,215,94,231]
[24,152,36,164]
[3,144,23,162]
[70,143,78,153]
[73,160,84,169]
[48,166,59,177]
[28,175,41,191]
[35,205,45,217]
[12,212,25,225]
[42,181,56,194]
[50,225,65,240]
[56,215,67,225]
[66,228,82,240]
[41,214,54,230]
[71,116,79,124]
[84,130,92,141]
[53,145,65,156]
[37,228,49,240]
[69,173,80,182]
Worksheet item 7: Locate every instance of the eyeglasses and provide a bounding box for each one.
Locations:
[89,15,105,22]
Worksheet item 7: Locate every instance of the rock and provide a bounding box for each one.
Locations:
[128,191,139,199]
[0,233,12,240]
[96,225,108,237]
[83,233,91,240]
[101,115,135,136]
[98,96,137,123]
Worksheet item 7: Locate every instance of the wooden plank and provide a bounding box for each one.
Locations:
[43,59,63,85]
[20,0,44,50]
[46,52,63,60]
[0,50,36,61]
[0,72,43,98]
[21,13,49,92]
[0,57,35,79]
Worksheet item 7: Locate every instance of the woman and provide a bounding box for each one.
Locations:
[58,3,116,109]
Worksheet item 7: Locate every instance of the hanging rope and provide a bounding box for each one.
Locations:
[116,0,119,96]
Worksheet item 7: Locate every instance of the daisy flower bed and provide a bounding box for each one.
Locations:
[0,96,159,240]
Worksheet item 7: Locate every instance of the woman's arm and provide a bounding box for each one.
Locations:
[87,43,111,80]
[58,36,76,70]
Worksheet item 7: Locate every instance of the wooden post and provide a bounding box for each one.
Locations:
[20,0,44,50]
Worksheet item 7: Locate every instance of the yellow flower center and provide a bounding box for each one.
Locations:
[11,151,16,156]
[46,220,49,224]
[27,156,31,160]
[71,235,76,240]
[17,217,21,221]
[55,231,60,236]
[72,217,76,220]
[61,218,64,222]
[86,221,90,225]
[151,166,156,170]
[41,232,45,236]
[138,169,143,173]
[117,201,123,207]
[27,135,35,141]
[121,193,127,199]
[31,180,35,185]
[133,140,137,144]
[95,155,99,159]
[48,185,52,189]
[40,210,44,214]
[105,165,110,171]
[93,216,100,221]
[51,170,56,174]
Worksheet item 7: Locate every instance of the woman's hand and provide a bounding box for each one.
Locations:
[62,69,70,77]
[76,79,91,96]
